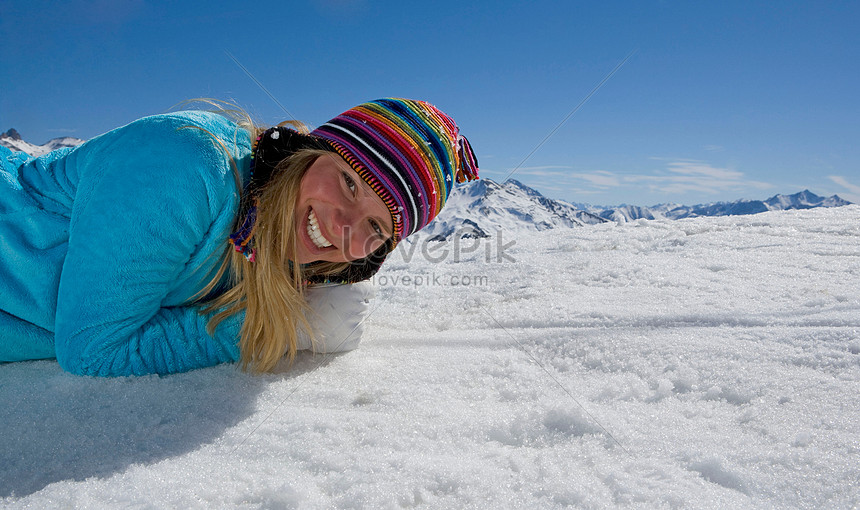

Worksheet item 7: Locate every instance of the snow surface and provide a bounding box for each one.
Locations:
[2,206,859,509]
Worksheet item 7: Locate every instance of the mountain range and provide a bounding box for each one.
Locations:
[418,179,606,240]
[421,179,852,240]
[0,129,85,157]
[575,189,852,222]
[2,129,852,239]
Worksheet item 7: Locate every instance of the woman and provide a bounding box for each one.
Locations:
[0,98,479,376]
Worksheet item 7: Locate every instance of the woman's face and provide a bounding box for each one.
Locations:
[295,154,394,264]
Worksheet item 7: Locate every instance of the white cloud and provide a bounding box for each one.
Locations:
[511,166,620,189]
[569,171,620,188]
[515,165,573,171]
[511,165,575,177]
[665,160,744,180]
[828,175,860,204]
[627,159,772,196]
[507,159,774,200]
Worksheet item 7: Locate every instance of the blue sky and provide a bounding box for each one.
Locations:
[1,0,858,206]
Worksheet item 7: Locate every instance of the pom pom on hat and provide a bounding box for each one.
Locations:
[310,98,479,244]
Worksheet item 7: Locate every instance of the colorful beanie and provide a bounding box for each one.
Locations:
[310,98,479,244]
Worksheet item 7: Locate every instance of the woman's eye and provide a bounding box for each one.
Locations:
[343,172,356,193]
[370,220,383,237]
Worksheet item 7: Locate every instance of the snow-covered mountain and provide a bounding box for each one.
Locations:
[575,190,853,223]
[0,128,84,157]
[420,178,607,241]
[424,179,853,240]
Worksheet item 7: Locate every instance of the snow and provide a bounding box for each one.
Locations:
[2,206,859,509]
[0,135,84,157]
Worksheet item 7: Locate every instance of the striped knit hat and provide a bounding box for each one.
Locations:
[310,98,479,244]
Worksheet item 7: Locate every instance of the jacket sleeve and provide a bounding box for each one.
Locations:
[296,281,374,354]
[54,115,244,376]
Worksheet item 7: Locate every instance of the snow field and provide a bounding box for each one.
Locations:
[2,206,858,508]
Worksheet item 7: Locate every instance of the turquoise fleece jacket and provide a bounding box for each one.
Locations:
[0,111,251,376]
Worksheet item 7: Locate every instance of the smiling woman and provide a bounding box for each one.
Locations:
[0,98,479,376]
[296,152,394,264]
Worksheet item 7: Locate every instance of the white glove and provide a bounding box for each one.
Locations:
[296,281,375,353]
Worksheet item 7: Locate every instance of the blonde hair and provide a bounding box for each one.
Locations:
[188,101,351,373]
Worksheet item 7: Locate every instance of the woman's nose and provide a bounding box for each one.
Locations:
[330,206,355,238]
[330,207,367,258]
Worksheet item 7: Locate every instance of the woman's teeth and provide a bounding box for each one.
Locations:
[307,210,333,248]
